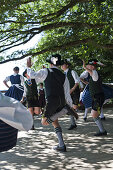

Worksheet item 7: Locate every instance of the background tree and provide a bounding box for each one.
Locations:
[0,0,113,81]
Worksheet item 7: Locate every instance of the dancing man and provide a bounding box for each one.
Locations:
[26,54,78,152]
[83,59,107,136]
[61,59,83,130]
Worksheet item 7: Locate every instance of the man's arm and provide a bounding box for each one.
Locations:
[80,71,89,85]
[82,60,93,76]
[27,68,48,84]
[70,70,80,94]
[27,57,48,83]
[20,83,27,103]
[20,75,25,87]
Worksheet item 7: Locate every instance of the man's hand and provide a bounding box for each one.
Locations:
[41,117,49,126]
[27,57,32,68]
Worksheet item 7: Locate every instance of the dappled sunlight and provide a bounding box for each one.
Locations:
[0,108,113,169]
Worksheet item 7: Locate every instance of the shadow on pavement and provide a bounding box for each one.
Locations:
[0,108,113,170]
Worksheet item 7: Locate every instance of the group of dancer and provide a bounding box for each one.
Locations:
[0,54,113,153]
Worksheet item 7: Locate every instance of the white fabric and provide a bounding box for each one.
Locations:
[64,77,73,107]
[0,92,33,131]
[50,108,68,121]
[80,70,98,82]
[27,67,48,83]
[80,71,89,79]
[12,84,24,91]
[27,66,73,107]
[92,70,98,81]
[64,69,79,83]
[65,69,83,89]
[71,70,80,84]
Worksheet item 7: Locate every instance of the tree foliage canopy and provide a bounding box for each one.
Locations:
[0,0,113,81]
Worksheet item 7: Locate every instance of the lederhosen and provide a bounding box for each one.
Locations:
[25,79,40,108]
[44,68,65,118]
[89,72,105,112]
[67,69,80,105]
[81,72,113,108]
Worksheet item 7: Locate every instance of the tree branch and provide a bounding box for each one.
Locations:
[1,38,112,64]
[0,34,36,53]
[41,0,89,22]
[0,21,111,54]
[0,21,108,35]
[0,20,40,25]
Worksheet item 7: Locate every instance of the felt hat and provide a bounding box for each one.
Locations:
[46,54,62,66]
[87,59,104,66]
[61,59,71,66]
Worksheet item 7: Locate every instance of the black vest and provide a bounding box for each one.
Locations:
[44,68,65,98]
[25,79,38,98]
[67,69,80,93]
[89,71,103,97]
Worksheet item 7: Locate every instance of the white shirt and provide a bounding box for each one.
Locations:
[92,70,98,81]
[80,71,89,79]
[64,68,83,88]
[80,70,98,81]
[27,66,73,107]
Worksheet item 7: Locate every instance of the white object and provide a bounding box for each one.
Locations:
[0,92,33,131]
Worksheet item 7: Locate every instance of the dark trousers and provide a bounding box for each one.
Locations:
[44,96,65,118]
[0,120,18,152]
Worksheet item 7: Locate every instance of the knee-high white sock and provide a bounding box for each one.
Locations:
[100,107,105,118]
[70,116,76,126]
[84,108,90,118]
[93,117,105,132]
[54,127,65,147]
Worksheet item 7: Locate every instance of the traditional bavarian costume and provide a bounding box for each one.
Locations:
[27,54,75,152]
[4,73,24,101]
[83,59,108,136]
[23,79,40,108]
[61,59,81,130]
[80,71,113,111]
[66,68,80,106]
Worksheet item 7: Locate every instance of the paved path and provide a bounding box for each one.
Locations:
[0,107,113,170]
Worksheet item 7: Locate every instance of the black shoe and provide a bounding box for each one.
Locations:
[65,104,78,119]
[31,125,35,130]
[94,130,107,136]
[53,145,66,152]
[68,124,77,130]
[101,117,106,121]
[84,117,87,122]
